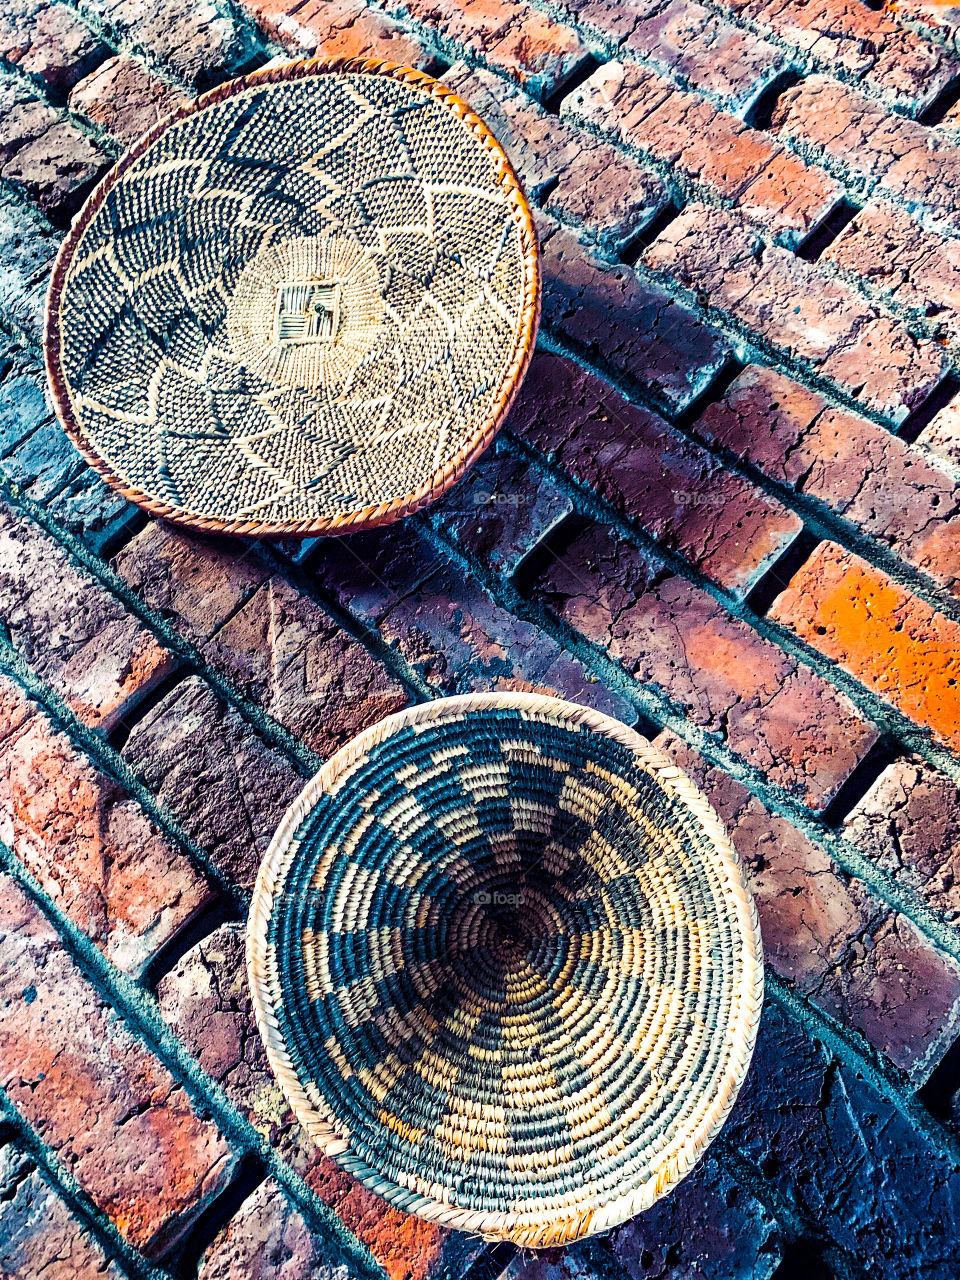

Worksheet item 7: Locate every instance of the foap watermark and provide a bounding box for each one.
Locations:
[674,490,726,508]
[471,489,528,507]
[473,890,525,906]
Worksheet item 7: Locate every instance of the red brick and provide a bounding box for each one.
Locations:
[845,755,960,924]
[772,75,960,235]
[199,1182,341,1280]
[725,0,959,112]
[113,522,272,649]
[0,872,236,1257]
[443,62,670,252]
[308,523,636,722]
[694,364,960,594]
[530,521,878,808]
[561,60,843,246]
[540,222,734,414]
[0,78,110,221]
[0,1152,120,1280]
[381,0,592,99]
[0,673,212,976]
[203,575,411,759]
[161,926,484,1280]
[0,1,108,96]
[81,0,249,88]
[918,395,960,470]
[505,351,802,595]
[242,0,435,66]
[437,442,574,576]
[656,728,960,1081]
[0,503,176,733]
[122,676,303,889]
[822,199,960,346]
[770,541,960,752]
[621,0,787,115]
[643,203,949,422]
[68,55,190,145]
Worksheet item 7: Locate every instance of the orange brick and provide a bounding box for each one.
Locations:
[770,541,960,752]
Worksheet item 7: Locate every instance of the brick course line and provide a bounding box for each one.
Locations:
[416,515,960,969]
[0,1092,166,1280]
[534,333,960,633]
[0,632,242,910]
[0,840,388,1280]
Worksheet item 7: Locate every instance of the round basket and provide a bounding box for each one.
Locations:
[247,693,763,1247]
[44,58,539,537]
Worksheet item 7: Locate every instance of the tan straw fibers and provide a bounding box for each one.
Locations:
[45,58,540,537]
[247,693,763,1247]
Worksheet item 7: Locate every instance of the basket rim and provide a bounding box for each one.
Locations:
[246,691,764,1248]
[43,56,541,539]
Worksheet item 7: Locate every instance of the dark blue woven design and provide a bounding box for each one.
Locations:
[258,703,759,1233]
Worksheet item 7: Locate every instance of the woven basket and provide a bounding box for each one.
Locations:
[44,58,539,537]
[247,693,763,1247]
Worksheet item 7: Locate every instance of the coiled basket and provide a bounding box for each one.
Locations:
[45,58,539,537]
[247,693,763,1247]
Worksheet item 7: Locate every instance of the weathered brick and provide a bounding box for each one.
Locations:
[694,364,960,594]
[0,1,108,97]
[530,521,878,809]
[845,755,960,924]
[0,871,236,1256]
[541,222,733,414]
[443,62,670,252]
[506,351,802,596]
[723,0,959,112]
[918,394,960,471]
[1,414,86,500]
[504,1163,780,1280]
[0,363,51,456]
[159,924,484,1280]
[0,502,176,732]
[0,1149,122,1280]
[202,575,411,759]
[822,199,960,346]
[122,676,302,889]
[771,541,960,753]
[380,0,592,99]
[621,0,786,116]
[0,76,111,221]
[561,60,843,246]
[198,1181,348,1280]
[0,673,212,976]
[68,55,190,144]
[655,727,960,1081]
[80,0,252,88]
[113,522,271,649]
[43,469,141,555]
[643,203,949,423]
[726,1003,960,1278]
[772,75,960,235]
[241,0,435,66]
[436,440,574,577]
[310,523,636,722]
[0,192,58,343]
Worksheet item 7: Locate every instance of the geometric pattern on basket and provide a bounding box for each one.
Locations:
[248,695,763,1247]
[48,65,536,533]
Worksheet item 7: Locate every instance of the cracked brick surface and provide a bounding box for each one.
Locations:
[1,0,960,1274]
[0,872,237,1257]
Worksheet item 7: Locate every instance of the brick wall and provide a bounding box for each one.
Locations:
[1,0,960,1276]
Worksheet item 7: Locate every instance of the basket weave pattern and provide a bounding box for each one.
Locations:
[247,693,763,1247]
[45,60,539,536]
